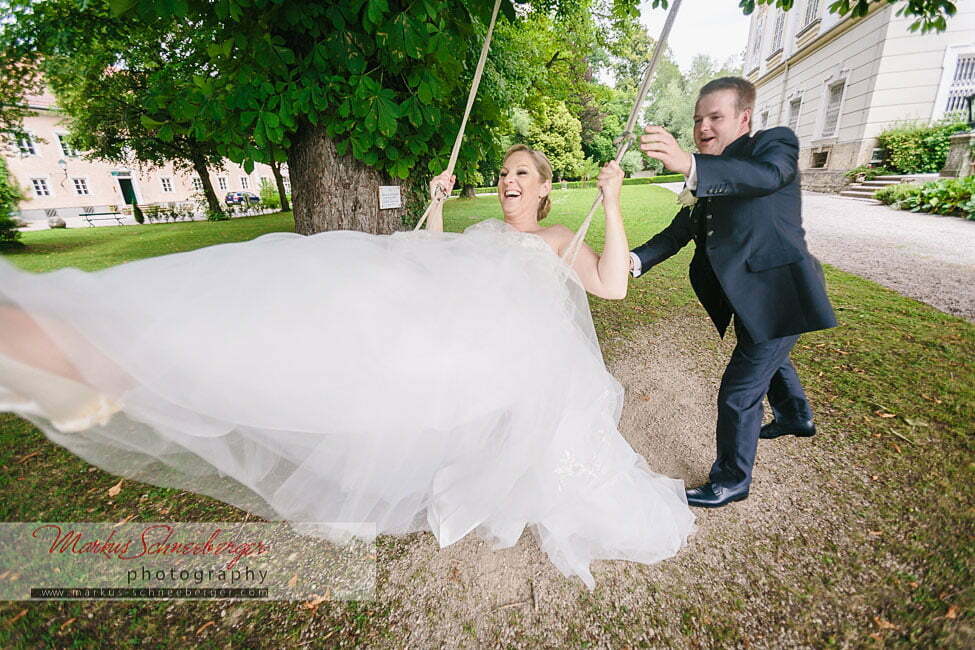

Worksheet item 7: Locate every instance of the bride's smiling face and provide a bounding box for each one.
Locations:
[498,151,550,220]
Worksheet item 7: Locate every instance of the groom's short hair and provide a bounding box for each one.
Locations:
[698,77,756,118]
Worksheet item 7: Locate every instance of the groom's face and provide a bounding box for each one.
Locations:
[693,89,751,156]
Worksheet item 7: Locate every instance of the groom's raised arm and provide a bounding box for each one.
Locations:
[630,207,694,278]
[693,127,799,198]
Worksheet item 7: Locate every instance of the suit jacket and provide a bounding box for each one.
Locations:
[632,127,837,343]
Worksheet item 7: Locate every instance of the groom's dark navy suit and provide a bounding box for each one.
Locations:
[632,127,836,492]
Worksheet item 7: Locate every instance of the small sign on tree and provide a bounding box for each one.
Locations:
[379,186,402,210]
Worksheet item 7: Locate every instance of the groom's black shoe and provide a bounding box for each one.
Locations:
[759,418,816,440]
[685,483,749,508]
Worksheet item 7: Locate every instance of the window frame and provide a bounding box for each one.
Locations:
[803,0,820,28]
[819,79,847,139]
[160,177,174,193]
[71,177,91,196]
[30,177,52,197]
[17,133,37,156]
[752,12,766,62]
[770,9,786,54]
[57,133,79,158]
[931,45,975,122]
[787,97,803,133]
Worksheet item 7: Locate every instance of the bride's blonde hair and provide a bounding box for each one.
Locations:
[502,144,553,221]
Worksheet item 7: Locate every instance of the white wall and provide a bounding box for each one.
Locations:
[866,2,975,135]
[749,0,975,169]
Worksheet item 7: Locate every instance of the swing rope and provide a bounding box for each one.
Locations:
[413,0,504,231]
[560,0,682,267]
[411,0,684,261]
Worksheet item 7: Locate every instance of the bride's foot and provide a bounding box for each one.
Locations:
[0,352,121,432]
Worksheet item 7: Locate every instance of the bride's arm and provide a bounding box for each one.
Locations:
[424,171,456,232]
[559,161,629,300]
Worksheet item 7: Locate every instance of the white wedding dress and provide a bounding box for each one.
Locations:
[0,218,694,589]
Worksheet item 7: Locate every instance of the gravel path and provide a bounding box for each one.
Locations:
[654,184,975,322]
[799,192,975,322]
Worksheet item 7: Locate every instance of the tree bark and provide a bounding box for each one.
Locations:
[269,158,291,212]
[190,154,223,217]
[288,121,407,235]
[460,184,476,198]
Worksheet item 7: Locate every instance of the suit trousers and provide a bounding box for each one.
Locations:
[709,317,813,491]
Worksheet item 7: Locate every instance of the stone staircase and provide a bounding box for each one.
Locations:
[838,173,941,204]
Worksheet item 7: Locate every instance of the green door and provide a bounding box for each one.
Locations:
[118,178,137,205]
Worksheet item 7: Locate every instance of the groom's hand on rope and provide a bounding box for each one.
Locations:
[640,126,693,176]
[597,161,624,203]
[429,171,456,202]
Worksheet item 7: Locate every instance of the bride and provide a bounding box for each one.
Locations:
[0,144,693,589]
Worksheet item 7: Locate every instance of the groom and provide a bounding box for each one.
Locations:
[631,77,836,508]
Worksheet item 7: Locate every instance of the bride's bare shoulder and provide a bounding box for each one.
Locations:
[532,224,574,254]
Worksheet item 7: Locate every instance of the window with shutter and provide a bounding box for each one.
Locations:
[822,82,844,137]
[804,0,820,27]
[788,98,802,132]
[944,54,975,115]
[771,11,786,52]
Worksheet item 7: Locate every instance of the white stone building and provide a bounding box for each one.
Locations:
[743,0,975,189]
[4,90,289,225]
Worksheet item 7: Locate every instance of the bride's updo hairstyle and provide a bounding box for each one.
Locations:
[502,144,554,221]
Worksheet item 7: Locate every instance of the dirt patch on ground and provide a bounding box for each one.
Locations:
[377,307,877,648]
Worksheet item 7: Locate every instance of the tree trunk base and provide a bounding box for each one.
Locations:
[288,122,408,235]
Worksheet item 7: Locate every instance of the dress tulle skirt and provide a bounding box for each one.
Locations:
[0,218,693,588]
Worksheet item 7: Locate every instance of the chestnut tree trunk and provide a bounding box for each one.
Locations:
[288,121,408,235]
[190,154,224,218]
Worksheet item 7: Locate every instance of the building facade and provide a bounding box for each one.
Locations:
[5,90,289,224]
[744,0,975,190]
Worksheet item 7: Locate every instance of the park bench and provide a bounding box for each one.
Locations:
[83,212,126,226]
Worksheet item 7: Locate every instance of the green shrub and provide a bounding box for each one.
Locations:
[876,121,969,173]
[0,158,24,248]
[844,164,894,182]
[875,176,975,219]
[259,178,280,210]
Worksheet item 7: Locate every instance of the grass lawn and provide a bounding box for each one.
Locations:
[0,185,971,647]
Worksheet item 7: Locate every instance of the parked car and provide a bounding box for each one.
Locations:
[225,191,261,205]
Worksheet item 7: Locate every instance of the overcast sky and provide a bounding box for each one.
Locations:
[639,0,752,72]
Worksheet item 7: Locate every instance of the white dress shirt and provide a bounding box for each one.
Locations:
[630,155,698,279]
